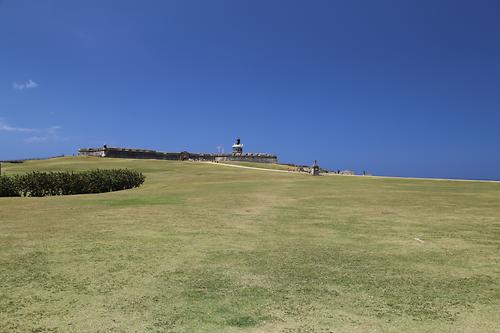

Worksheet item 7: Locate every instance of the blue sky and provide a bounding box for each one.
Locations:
[1,0,499,179]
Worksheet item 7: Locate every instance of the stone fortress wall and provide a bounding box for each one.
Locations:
[78,138,278,164]
[214,154,278,164]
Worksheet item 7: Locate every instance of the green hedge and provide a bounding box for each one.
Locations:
[0,176,20,197]
[0,169,145,197]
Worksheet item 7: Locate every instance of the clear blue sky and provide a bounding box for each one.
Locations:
[1,0,499,179]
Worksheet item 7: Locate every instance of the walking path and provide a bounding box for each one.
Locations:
[202,162,292,173]
[203,161,500,183]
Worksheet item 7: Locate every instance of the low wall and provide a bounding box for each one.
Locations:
[215,155,277,164]
[79,148,184,160]
[105,149,181,160]
[79,147,277,163]
[78,149,105,157]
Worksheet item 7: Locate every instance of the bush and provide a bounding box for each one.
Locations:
[0,176,21,197]
[0,169,145,197]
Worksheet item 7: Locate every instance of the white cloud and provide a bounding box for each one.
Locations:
[26,79,38,88]
[24,125,62,144]
[0,119,36,132]
[48,125,61,134]
[24,136,48,143]
[0,119,62,144]
[13,79,39,91]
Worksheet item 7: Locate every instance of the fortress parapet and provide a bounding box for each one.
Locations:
[78,138,277,164]
[214,153,277,164]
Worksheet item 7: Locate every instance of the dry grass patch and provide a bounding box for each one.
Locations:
[0,157,499,332]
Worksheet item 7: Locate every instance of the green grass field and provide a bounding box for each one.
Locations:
[1,157,499,332]
[217,161,294,171]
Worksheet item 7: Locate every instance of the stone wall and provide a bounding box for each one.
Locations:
[78,148,106,157]
[78,147,277,164]
[105,148,181,160]
[214,155,278,164]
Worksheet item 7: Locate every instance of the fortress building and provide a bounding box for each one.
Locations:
[78,138,278,164]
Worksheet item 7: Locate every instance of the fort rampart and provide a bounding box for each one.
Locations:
[78,146,278,164]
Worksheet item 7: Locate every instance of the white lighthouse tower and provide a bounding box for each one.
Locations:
[232,137,243,155]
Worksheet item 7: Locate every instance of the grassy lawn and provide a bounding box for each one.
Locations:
[0,157,499,332]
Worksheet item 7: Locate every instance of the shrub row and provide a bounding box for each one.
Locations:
[0,169,145,197]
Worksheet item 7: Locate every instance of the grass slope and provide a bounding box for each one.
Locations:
[0,157,499,332]
[214,161,294,171]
